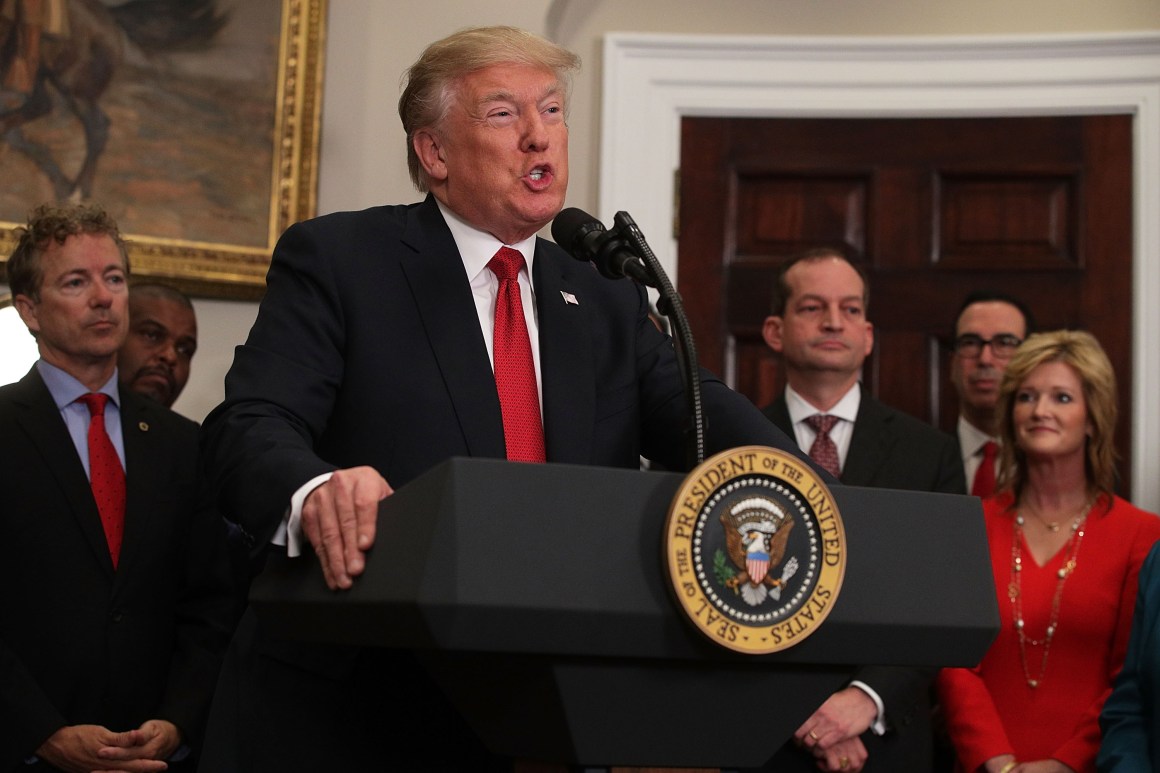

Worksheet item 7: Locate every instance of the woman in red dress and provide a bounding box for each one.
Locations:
[937,330,1160,773]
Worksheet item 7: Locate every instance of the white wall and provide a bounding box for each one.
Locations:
[163,0,1160,423]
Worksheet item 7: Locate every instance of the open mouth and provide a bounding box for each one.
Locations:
[525,164,554,186]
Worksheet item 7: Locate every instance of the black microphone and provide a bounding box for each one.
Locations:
[551,207,654,286]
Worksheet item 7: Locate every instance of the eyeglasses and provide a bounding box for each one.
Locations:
[953,333,1023,359]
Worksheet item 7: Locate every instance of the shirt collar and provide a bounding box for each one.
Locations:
[36,359,120,411]
[436,199,537,282]
[784,382,861,426]
[957,415,995,456]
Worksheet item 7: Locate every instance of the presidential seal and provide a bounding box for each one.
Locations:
[664,446,846,654]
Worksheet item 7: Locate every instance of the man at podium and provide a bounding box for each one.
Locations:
[199,26,817,773]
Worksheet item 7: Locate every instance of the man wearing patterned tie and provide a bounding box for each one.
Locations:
[0,203,235,772]
[949,291,1035,499]
[760,247,965,772]
[198,25,813,773]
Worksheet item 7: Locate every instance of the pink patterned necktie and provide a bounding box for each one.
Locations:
[487,247,546,463]
[972,440,998,498]
[804,413,842,478]
[77,393,125,567]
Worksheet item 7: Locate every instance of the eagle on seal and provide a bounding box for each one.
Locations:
[721,497,797,606]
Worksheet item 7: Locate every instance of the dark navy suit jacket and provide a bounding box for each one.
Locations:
[0,368,235,771]
[199,196,812,771]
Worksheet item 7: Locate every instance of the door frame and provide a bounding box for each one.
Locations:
[599,32,1160,510]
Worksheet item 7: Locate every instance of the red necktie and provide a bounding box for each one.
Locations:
[77,393,125,567]
[488,247,546,463]
[804,414,842,478]
[971,440,998,498]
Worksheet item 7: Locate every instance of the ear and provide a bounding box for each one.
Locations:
[13,294,40,337]
[413,129,448,183]
[762,315,784,354]
[864,321,875,357]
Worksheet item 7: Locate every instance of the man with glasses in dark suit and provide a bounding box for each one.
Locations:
[949,291,1035,499]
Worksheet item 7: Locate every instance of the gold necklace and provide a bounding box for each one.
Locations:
[1007,499,1093,689]
[1022,502,1063,532]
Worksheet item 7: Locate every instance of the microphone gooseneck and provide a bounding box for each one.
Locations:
[550,208,706,467]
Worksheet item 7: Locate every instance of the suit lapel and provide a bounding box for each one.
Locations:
[764,397,795,440]
[842,385,895,486]
[10,369,116,575]
[399,198,506,459]
[117,393,162,577]
[533,244,594,464]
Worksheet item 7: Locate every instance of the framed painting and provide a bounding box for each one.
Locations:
[0,0,326,299]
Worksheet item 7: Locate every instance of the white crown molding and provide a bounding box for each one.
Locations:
[600,32,1160,509]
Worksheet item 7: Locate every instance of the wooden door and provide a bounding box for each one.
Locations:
[677,115,1133,491]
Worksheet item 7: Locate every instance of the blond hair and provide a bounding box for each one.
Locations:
[995,330,1118,499]
[398,26,580,192]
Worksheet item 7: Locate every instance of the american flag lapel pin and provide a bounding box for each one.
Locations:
[560,290,579,305]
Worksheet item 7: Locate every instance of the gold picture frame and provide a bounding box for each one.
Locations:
[0,0,327,300]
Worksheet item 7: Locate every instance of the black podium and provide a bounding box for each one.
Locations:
[250,457,998,768]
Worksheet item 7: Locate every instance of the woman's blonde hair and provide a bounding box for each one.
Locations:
[995,329,1118,500]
